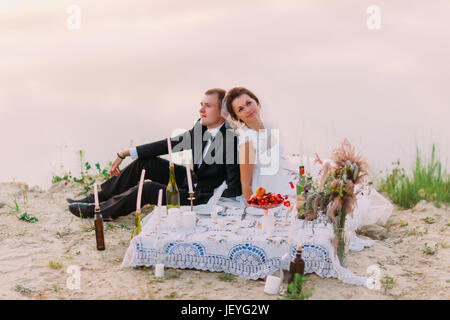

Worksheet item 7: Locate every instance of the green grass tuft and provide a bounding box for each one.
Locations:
[217,273,236,282]
[379,145,450,209]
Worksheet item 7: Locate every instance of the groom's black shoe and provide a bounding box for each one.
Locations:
[66,194,95,204]
[68,203,95,218]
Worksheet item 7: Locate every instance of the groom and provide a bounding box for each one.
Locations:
[67,88,242,219]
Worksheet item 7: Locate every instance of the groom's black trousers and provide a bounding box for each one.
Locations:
[96,157,202,219]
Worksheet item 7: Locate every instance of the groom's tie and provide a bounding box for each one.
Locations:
[195,131,212,170]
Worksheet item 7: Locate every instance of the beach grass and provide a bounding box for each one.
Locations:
[51,149,111,195]
[379,145,450,209]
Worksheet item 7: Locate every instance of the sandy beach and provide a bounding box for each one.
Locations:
[0,181,448,300]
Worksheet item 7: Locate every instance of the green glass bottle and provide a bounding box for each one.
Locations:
[166,162,180,213]
[296,165,305,195]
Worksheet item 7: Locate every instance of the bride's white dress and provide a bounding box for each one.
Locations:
[236,125,393,233]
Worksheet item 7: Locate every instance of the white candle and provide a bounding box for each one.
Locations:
[136,169,146,212]
[157,189,163,222]
[167,137,173,163]
[157,189,163,208]
[262,215,274,235]
[186,164,193,193]
[182,211,196,229]
[297,225,304,248]
[288,213,296,245]
[264,275,282,295]
[93,183,99,209]
[154,263,164,278]
[167,208,181,228]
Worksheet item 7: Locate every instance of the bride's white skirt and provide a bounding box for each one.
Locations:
[255,155,394,231]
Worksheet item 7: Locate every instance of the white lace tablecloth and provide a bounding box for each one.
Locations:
[121,204,374,286]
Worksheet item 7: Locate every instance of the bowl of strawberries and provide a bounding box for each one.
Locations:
[246,187,289,216]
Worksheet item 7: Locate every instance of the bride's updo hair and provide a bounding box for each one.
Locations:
[225,87,260,121]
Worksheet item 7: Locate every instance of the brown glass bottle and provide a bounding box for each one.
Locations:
[94,207,105,250]
[289,245,305,283]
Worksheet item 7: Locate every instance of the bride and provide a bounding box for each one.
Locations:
[223,87,295,200]
[223,86,393,231]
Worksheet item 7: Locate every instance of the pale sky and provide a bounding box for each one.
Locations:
[0,0,449,189]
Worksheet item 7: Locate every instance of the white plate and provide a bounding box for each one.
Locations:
[194,204,224,216]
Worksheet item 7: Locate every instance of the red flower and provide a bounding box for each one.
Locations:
[284,200,291,207]
[300,168,305,175]
[289,182,294,189]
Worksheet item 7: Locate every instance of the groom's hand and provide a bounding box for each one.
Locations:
[110,156,123,177]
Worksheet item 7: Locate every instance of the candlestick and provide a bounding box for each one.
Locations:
[186,164,193,193]
[188,192,195,212]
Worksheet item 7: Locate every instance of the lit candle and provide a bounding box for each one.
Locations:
[93,183,99,210]
[136,169,146,212]
[167,137,173,163]
[186,164,193,193]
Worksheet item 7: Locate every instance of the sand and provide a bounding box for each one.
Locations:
[0,181,449,300]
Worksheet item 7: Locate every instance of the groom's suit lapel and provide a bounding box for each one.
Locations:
[192,121,207,172]
[195,123,226,172]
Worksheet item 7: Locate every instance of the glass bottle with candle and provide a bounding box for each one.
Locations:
[288,245,305,283]
[94,207,105,250]
[166,162,180,213]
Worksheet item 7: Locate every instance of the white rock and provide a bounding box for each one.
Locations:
[357,224,388,240]
[413,200,433,212]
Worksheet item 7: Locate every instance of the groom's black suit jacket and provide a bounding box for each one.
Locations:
[135,120,242,203]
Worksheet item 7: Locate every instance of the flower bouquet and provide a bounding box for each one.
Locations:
[294,139,368,266]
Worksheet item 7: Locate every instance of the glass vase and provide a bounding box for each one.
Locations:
[333,210,349,267]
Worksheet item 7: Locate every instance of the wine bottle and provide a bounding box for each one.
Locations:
[288,245,305,283]
[94,208,105,251]
[296,165,305,195]
[166,162,180,213]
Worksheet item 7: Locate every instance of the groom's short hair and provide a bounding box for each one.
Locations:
[204,88,226,105]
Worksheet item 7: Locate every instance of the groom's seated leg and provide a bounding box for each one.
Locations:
[143,157,187,187]
[99,180,166,219]
[99,181,211,219]
[100,157,185,200]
